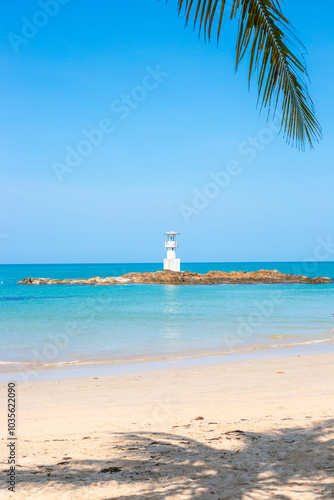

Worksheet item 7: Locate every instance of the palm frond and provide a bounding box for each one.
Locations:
[176,0,322,149]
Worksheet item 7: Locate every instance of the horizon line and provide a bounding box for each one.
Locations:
[1,261,334,266]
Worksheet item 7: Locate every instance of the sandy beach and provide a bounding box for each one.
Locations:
[2,0,333,498]
[0,351,333,499]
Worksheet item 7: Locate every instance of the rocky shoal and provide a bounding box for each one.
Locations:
[17,269,333,285]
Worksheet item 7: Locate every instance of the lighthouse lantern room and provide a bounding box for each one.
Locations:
[163,231,180,272]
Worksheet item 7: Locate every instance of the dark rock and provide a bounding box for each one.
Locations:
[17,269,333,286]
[100,466,122,473]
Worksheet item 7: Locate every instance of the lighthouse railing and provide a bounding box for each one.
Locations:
[165,241,178,248]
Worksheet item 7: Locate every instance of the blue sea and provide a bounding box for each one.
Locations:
[1,262,334,379]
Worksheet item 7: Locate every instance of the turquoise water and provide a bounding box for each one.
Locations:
[1,262,334,375]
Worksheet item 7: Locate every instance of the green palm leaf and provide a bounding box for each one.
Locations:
[176,0,322,149]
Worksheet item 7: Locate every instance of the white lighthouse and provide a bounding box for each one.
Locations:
[163,231,180,272]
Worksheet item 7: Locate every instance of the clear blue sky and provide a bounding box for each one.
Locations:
[1,0,334,264]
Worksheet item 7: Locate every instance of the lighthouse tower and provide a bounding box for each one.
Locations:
[163,231,180,272]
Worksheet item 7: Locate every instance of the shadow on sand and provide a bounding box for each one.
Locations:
[11,419,334,499]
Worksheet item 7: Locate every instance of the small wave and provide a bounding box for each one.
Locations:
[0,361,32,365]
[0,297,34,301]
[0,359,111,369]
[0,295,81,301]
[268,334,290,339]
[1,336,333,372]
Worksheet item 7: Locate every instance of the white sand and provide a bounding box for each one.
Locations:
[1,352,334,499]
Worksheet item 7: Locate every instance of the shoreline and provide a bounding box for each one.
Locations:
[1,350,333,498]
[1,334,334,382]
